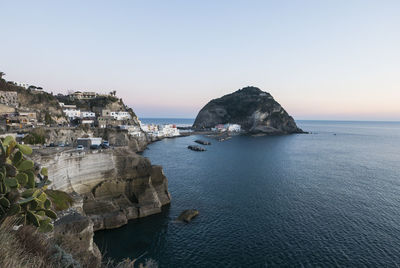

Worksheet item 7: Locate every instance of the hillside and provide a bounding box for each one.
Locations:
[0,78,64,122]
[56,94,140,126]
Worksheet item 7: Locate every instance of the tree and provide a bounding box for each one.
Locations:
[44,111,53,125]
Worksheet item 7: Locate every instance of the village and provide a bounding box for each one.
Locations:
[0,77,181,149]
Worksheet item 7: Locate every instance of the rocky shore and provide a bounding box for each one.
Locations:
[28,136,171,266]
[33,147,171,231]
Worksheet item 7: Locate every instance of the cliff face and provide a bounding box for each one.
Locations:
[193,87,303,134]
[33,148,171,231]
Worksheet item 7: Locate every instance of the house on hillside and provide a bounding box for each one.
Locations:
[14,82,30,89]
[97,116,119,128]
[27,86,43,92]
[81,111,96,118]
[70,91,97,100]
[102,109,131,120]
[4,111,37,128]
[63,105,81,119]
[70,91,83,99]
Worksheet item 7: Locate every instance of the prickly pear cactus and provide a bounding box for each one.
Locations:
[0,136,57,232]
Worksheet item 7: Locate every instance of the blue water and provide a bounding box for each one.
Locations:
[140,118,194,127]
[95,120,400,267]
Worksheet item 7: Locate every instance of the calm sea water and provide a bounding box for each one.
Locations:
[95,120,400,267]
[140,118,194,127]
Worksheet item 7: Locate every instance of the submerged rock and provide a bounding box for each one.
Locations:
[177,209,199,223]
[195,139,211,145]
[193,86,303,135]
[188,145,206,151]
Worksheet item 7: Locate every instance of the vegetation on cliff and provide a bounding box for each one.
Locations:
[45,190,74,211]
[0,222,62,268]
[23,128,47,145]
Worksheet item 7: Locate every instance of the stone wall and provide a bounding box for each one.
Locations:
[0,91,18,107]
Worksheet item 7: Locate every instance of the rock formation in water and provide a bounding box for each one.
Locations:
[193,86,303,134]
[177,209,199,223]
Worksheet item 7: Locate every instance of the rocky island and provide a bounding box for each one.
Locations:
[193,86,303,135]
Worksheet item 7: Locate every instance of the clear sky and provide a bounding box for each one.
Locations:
[1,0,399,120]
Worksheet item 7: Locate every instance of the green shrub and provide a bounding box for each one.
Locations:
[0,136,57,232]
[44,111,53,125]
[23,133,46,145]
[23,128,47,145]
[45,190,74,211]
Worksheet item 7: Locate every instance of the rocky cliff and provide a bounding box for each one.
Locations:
[33,148,171,231]
[193,86,303,134]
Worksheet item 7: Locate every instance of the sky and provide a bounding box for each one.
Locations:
[0,0,399,120]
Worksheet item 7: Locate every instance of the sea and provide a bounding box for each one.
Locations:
[94,119,400,267]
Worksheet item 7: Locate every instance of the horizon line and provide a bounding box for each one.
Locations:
[138,117,400,123]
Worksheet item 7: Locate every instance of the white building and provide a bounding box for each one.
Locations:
[140,123,158,133]
[102,110,131,120]
[119,125,143,137]
[212,123,241,132]
[77,137,102,148]
[110,111,131,120]
[158,124,180,137]
[63,108,81,119]
[227,124,241,132]
[81,111,96,118]
[82,119,95,125]
[141,123,180,138]
[14,82,30,89]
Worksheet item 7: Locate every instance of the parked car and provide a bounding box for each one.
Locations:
[90,144,100,150]
[101,141,110,149]
[76,145,84,151]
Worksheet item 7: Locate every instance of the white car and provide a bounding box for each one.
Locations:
[76,145,84,151]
